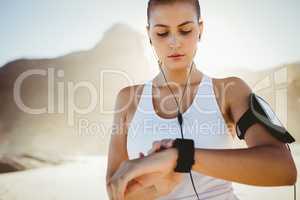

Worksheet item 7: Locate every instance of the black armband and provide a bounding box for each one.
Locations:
[173,138,195,173]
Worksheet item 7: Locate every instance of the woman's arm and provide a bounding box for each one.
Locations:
[106,87,130,179]
[192,139,296,186]
[187,77,297,186]
[152,77,297,186]
[108,77,297,199]
[126,185,158,200]
[201,76,297,186]
[106,86,133,199]
[106,86,179,200]
[108,136,296,200]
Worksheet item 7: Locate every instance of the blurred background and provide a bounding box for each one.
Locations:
[0,0,299,199]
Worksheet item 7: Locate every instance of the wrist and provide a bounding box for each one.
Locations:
[172,138,195,173]
[168,147,179,167]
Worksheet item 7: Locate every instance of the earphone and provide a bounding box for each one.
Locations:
[149,35,297,200]
[149,39,201,200]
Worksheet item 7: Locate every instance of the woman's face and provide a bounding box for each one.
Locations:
[147,2,203,71]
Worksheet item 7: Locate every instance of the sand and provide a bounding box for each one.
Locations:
[0,145,299,200]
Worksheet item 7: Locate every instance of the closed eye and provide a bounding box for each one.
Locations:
[181,30,192,35]
[157,32,168,37]
[157,30,192,37]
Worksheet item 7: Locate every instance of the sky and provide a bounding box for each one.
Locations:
[0,0,300,71]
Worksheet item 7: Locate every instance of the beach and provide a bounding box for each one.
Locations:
[0,144,299,200]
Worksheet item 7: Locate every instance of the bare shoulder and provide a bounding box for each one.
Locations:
[213,76,252,122]
[212,76,251,94]
[211,76,251,109]
[210,76,252,139]
[115,83,146,123]
[223,76,252,117]
[116,84,144,108]
[223,76,252,95]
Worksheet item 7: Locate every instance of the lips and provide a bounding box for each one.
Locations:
[168,53,185,58]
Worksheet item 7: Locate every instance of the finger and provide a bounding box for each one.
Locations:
[118,179,127,200]
[110,178,124,200]
[106,182,113,200]
[125,173,162,198]
[160,139,170,148]
[109,160,143,200]
[110,176,124,200]
[125,179,144,197]
[113,177,128,200]
[126,186,157,200]
[110,181,117,200]
[147,141,161,155]
[152,140,161,151]
[161,139,174,148]
[139,152,145,158]
[117,184,123,200]
[135,172,162,187]
[148,139,173,155]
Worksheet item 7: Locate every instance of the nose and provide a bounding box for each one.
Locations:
[168,34,180,49]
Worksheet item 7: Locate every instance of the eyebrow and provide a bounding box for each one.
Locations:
[154,21,194,28]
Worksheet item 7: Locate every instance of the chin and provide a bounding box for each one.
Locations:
[165,60,190,70]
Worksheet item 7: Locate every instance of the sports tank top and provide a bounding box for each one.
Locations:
[127,73,240,200]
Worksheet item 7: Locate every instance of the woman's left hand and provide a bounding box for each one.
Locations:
[107,147,179,200]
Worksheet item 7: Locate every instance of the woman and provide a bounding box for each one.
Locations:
[106,0,297,199]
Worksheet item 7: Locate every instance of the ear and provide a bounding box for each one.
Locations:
[198,20,204,40]
[146,25,152,44]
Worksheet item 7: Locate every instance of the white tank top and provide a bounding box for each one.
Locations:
[127,73,240,200]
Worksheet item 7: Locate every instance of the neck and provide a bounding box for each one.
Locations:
[158,63,196,86]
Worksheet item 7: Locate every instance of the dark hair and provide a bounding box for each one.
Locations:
[147,0,201,26]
